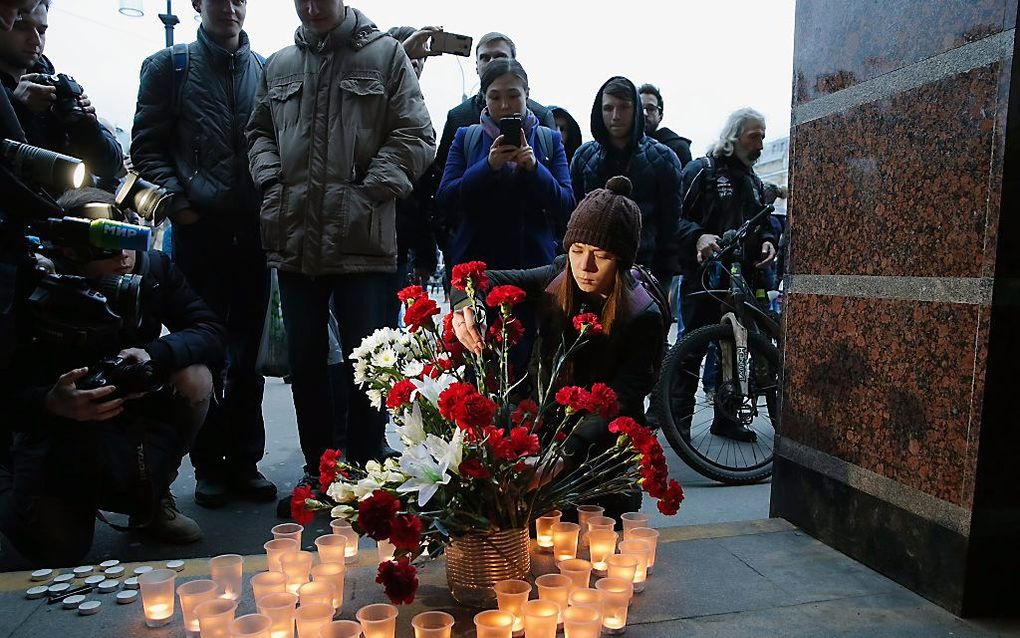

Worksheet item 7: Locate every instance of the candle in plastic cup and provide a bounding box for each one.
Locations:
[138,568,176,627]
[534,574,571,625]
[567,588,604,619]
[280,551,312,594]
[356,603,398,638]
[563,605,601,638]
[209,554,244,601]
[195,598,237,638]
[330,519,353,533]
[576,505,604,548]
[230,613,273,638]
[334,529,360,562]
[298,581,334,608]
[265,539,299,573]
[474,610,514,638]
[534,510,561,553]
[295,602,334,638]
[605,554,638,585]
[179,579,220,637]
[617,539,652,593]
[411,610,455,638]
[521,599,559,638]
[251,571,287,603]
[587,529,618,574]
[557,558,593,593]
[315,534,347,565]
[625,527,660,573]
[320,620,363,638]
[311,562,345,611]
[271,523,304,546]
[255,591,297,638]
[594,578,633,635]
[551,522,580,562]
[620,512,648,533]
[586,516,615,536]
[493,579,531,636]
[376,539,395,563]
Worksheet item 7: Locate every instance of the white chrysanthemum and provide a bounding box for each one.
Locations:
[367,389,383,410]
[402,360,424,378]
[372,348,398,369]
[353,360,370,385]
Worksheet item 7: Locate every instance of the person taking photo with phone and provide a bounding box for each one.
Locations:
[436,58,574,271]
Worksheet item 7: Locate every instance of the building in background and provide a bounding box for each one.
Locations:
[755,135,788,215]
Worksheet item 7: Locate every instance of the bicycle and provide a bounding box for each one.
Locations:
[649,205,782,485]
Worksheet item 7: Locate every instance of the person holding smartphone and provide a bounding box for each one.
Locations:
[436,58,574,271]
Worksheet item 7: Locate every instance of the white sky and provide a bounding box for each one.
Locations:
[42,0,795,154]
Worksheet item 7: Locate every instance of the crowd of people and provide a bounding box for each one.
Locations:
[0,0,786,565]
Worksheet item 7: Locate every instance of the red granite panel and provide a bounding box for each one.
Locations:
[781,293,985,508]
[794,0,1012,103]
[789,64,1000,278]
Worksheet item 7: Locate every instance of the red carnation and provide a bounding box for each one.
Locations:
[572,312,604,336]
[397,285,426,304]
[357,490,402,541]
[290,484,315,525]
[555,386,590,413]
[438,383,498,435]
[385,379,417,410]
[657,480,685,516]
[486,428,517,462]
[585,383,619,419]
[389,513,424,550]
[510,399,540,428]
[488,317,525,345]
[451,261,490,292]
[509,426,540,457]
[485,285,526,309]
[404,296,440,332]
[376,557,419,605]
[459,458,492,480]
[318,448,343,492]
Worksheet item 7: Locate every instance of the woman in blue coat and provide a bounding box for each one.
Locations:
[437,58,575,271]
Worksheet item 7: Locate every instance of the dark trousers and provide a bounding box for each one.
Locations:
[277,270,399,472]
[171,219,269,478]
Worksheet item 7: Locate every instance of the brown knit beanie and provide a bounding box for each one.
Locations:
[562,176,642,267]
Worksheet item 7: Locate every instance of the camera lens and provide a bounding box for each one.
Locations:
[92,274,142,331]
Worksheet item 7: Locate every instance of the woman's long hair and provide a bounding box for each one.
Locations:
[554,258,627,338]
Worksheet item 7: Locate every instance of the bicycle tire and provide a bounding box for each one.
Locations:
[651,324,780,485]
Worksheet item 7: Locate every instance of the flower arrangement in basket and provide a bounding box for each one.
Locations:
[294,261,684,605]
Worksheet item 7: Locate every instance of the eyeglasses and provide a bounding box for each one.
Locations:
[641,105,661,114]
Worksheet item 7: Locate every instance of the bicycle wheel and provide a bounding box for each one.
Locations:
[650,324,780,485]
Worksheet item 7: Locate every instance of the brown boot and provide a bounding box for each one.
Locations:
[137,491,203,544]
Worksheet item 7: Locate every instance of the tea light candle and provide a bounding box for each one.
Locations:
[587,529,618,574]
[271,523,304,547]
[297,581,334,608]
[376,539,395,563]
[594,578,633,635]
[265,539,299,573]
[575,505,604,548]
[251,571,287,603]
[137,568,176,628]
[230,613,273,638]
[474,610,514,638]
[534,574,571,625]
[295,602,334,638]
[209,555,244,601]
[557,558,593,593]
[620,512,648,533]
[279,551,312,595]
[410,610,455,638]
[333,529,360,562]
[534,510,561,553]
[605,554,637,585]
[330,519,353,533]
[320,620,363,638]
[567,588,603,618]
[315,534,348,565]
[255,591,298,638]
[563,605,602,638]
[356,603,398,638]
[521,599,559,638]
[586,516,615,535]
[310,562,345,611]
[195,598,237,638]
[177,579,220,638]
[625,528,660,574]
[493,579,531,636]
[551,522,580,562]
[617,539,652,592]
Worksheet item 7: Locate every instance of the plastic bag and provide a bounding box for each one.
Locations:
[257,268,289,377]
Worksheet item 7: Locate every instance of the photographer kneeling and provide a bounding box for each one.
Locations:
[0,187,224,566]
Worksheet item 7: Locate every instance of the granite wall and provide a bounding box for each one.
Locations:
[771,0,1020,617]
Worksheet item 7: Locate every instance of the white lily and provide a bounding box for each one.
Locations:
[396,443,451,507]
[426,429,464,476]
[396,402,427,446]
[412,372,458,407]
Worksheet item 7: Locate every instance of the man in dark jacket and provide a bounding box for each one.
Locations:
[0,0,123,190]
[131,0,275,508]
[571,76,694,287]
[639,84,692,167]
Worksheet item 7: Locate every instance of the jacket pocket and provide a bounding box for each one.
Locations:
[268,80,302,130]
[259,182,286,252]
[339,72,385,133]
[340,185,395,258]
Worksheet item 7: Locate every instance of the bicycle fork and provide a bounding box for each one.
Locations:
[720,313,755,425]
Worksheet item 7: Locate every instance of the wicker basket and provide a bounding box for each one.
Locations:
[445,528,531,607]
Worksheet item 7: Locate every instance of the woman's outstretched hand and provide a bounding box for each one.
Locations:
[452,307,485,356]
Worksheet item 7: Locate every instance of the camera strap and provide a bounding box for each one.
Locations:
[171,43,189,118]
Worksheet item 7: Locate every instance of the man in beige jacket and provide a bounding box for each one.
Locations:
[247,0,435,511]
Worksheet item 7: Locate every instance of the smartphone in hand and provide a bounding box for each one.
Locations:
[430,31,473,57]
[498,115,523,147]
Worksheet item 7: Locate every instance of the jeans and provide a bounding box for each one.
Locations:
[171,218,270,478]
[277,270,400,472]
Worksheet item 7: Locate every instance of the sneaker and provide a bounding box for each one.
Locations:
[229,469,278,502]
[276,473,317,519]
[710,421,758,443]
[194,476,231,508]
[136,492,203,544]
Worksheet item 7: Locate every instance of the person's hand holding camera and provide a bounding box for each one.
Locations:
[487,135,518,172]
[12,73,55,113]
[74,92,98,125]
[44,368,125,422]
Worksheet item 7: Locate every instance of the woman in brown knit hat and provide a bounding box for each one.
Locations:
[451,176,669,518]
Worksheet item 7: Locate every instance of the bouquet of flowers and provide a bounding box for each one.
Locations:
[294,261,683,604]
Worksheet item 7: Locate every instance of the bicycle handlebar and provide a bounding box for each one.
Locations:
[703,204,776,269]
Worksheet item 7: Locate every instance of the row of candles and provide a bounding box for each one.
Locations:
[136,508,659,637]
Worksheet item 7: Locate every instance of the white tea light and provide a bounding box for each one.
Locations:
[103,566,125,577]
[133,566,153,576]
[116,590,138,604]
[53,574,74,584]
[72,566,94,577]
[30,569,53,581]
[83,575,105,586]
[99,560,120,569]
[78,600,101,615]
[47,583,70,595]
[98,580,120,593]
[62,594,86,609]
[166,560,185,572]
[123,577,139,589]
[25,586,48,599]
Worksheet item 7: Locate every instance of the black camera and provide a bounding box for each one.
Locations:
[39,73,87,124]
[116,172,172,225]
[77,356,165,396]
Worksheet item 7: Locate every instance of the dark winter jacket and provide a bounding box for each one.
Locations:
[570,77,697,285]
[1,55,123,189]
[131,27,264,223]
[649,127,692,167]
[396,173,438,274]
[436,120,574,270]
[548,105,583,164]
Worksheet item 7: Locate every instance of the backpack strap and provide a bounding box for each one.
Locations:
[170,42,189,117]
[535,126,554,164]
[252,51,266,70]
[461,125,484,165]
